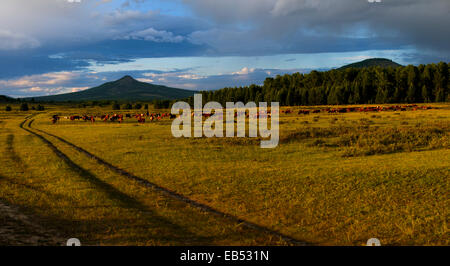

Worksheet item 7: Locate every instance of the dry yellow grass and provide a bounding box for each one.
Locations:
[0,103,449,245]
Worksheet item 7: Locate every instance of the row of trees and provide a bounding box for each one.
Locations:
[5,103,45,111]
[190,62,449,106]
[112,100,175,110]
[112,103,149,110]
[110,99,174,110]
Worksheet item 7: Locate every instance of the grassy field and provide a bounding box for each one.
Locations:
[0,103,448,245]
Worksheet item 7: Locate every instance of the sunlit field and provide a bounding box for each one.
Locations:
[0,103,448,245]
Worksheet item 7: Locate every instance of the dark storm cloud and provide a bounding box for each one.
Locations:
[1,0,448,69]
[183,0,450,56]
[0,53,90,79]
[0,1,209,79]
[0,0,448,97]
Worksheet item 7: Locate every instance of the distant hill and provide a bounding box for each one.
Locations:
[27,76,195,102]
[339,58,402,69]
[0,95,16,103]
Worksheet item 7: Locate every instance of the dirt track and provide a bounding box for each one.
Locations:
[0,201,64,246]
[22,117,308,246]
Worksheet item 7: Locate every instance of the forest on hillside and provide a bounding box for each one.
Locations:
[190,62,449,106]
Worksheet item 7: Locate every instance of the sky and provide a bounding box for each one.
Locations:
[0,0,449,97]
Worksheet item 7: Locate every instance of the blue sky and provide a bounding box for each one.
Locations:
[0,0,449,97]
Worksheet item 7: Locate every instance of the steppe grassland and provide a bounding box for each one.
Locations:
[0,103,448,245]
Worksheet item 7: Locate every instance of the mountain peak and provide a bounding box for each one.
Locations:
[339,58,402,69]
[118,75,136,82]
[115,75,140,87]
[25,75,195,102]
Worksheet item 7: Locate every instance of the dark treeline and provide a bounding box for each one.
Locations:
[189,62,449,106]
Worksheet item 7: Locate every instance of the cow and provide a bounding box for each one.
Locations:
[109,114,123,123]
[298,110,310,115]
[138,116,145,123]
[51,115,60,124]
[135,114,145,123]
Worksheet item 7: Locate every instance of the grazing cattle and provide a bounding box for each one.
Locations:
[298,110,310,115]
[169,114,176,119]
[135,114,146,123]
[321,104,433,116]
[70,115,81,121]
[126,114,132,118]
[51,115,60,124]
[109,114,123,123]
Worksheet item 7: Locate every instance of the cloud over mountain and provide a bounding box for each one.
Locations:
[0,0,448,97]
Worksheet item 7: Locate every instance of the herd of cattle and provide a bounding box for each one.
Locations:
[50,104,433,124]
[289,104,433,115]
[51,112,175,124]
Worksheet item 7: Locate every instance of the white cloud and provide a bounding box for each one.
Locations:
[177,74,204,80]
[20,87,61,94]
[29,87,44,92]
[142,71,205,81]
[232,67,256,75]
[0,71,79,89]
[117,27,184,43]
[17,84,88,95]
[71,87,89,92]
[136,78,154,83]
[0,30,40,50]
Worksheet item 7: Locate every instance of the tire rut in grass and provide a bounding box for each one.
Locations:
[27,119,309,246]
[3,133,51,193]
[0,198,65,246]
[20,118,209,244]
[5,134,25,169]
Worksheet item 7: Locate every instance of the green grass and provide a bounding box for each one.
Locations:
[0,103,449,245]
